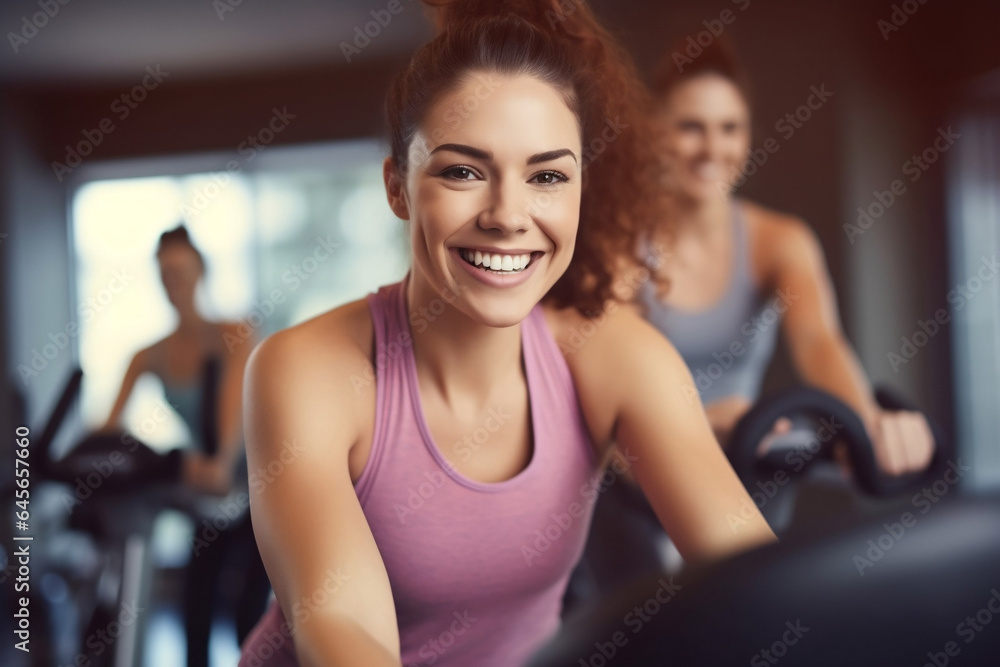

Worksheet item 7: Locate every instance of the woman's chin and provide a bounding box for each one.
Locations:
[679,178,734,203]
[458,295,537,330]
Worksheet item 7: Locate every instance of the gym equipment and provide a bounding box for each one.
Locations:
[28,359,221,667]
[726,384,950,533]
[530,496,1000,666]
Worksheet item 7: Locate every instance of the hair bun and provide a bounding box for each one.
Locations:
[425,0,580,35]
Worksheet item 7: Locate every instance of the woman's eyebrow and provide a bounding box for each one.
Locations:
[429,144,578,165]
[527,148,578,165]
[430,143,492,160]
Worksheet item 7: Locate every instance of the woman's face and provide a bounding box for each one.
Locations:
[389,72,583,328]
[656,73,750,203]
[157,243,202,308]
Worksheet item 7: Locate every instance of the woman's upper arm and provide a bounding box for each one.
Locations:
[243,328,400,662]
[101,347,151,430]
[577,308,776,562]
[770,218,846,360]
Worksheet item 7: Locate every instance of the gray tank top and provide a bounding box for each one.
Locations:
[638,201,781,404]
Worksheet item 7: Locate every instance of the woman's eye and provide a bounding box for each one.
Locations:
[531,171,568,185]
[441,166,478,181]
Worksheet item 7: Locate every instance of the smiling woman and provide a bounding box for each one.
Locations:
[238,2,775,666]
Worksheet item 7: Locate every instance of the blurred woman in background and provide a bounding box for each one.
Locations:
[636,38,936,472]
[99,225,270,667]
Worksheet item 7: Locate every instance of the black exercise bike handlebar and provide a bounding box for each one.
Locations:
[727,385,947,499]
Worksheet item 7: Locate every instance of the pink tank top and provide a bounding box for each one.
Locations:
[240,275,601,667]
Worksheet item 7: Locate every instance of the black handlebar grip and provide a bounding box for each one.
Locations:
[727,387,882,496]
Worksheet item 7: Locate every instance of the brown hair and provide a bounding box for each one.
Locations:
[386,0,666,316]
[650,34,751,109]
[156,225,204,270]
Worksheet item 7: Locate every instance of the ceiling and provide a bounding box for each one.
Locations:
[0,0,433,84]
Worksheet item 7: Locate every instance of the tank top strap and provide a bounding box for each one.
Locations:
[730,198,755,292]
[355,274,416,504]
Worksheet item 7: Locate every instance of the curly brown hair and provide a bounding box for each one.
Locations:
[385,0,668,317]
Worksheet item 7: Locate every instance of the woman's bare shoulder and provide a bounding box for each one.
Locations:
[245,298,376,438]
[540,301,691,446]
[741,199,822,274]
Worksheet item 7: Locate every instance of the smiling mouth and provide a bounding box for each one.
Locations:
[458,248,540,274]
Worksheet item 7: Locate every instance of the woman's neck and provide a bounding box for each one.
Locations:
[673,192,734,239]
[174,305,208,336]
[405,270,524,409]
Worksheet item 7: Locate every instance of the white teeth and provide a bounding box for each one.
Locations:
[458,248,535,273]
